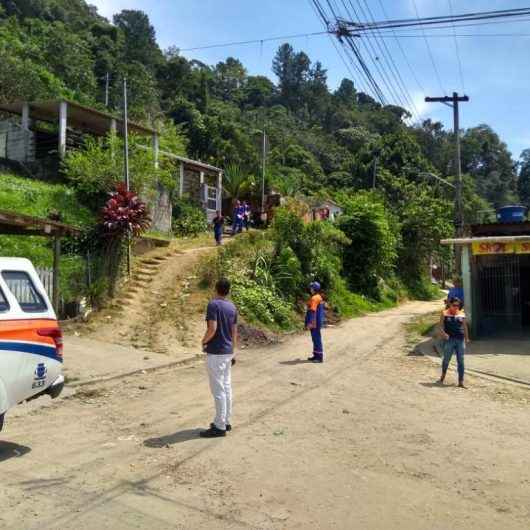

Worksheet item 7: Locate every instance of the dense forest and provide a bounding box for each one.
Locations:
[0,0,527,314]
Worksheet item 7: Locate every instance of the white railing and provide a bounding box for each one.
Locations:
[36,267,54,300]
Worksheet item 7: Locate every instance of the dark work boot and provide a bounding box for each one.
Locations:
[211,422,231,432]
[200,425,226,438]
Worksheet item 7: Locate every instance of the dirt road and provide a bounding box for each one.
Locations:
[2,301,530,529]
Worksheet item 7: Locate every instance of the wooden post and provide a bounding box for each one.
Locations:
[58,101,67,158]
[52,236,61,315]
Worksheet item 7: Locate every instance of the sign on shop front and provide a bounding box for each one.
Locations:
[472,241,530,255]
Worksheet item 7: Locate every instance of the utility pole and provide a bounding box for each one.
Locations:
[123,78,131,276]
[105,73,110,108]
[123,78,130,191]
[372,153,378,189]
[261,128,267,220]
[425,92,469,274]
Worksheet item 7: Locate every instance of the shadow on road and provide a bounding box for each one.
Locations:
[144,429,203,448]
[0,441,31,462]
[420,381,456,389]
[279,359,312,366]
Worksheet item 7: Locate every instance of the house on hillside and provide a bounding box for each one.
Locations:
[0,99,223,231]
[310,199,343,222]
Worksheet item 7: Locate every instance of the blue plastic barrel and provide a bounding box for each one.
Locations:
[497,205,527,223]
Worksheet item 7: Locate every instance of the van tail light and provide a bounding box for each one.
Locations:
[37,327,63,358]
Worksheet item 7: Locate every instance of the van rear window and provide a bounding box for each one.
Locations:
[2,271,47,313]
[0,287,8,312]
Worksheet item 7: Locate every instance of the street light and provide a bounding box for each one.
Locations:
[419,172,455,189]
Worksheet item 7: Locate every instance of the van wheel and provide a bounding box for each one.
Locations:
[0,413,4,432]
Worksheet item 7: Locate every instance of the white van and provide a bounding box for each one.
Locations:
[0,258,64,431]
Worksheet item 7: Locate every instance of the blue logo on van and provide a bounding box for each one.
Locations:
[35,363,47,380]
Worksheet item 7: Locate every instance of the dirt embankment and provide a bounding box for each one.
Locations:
[72,237,280,356]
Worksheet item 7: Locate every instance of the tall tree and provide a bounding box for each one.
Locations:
[272,43,311,112]
[461,125,518,207]
[113,10,162,74]
[518,149,530,208]
[213,57,247,102]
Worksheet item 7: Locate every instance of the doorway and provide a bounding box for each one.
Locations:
[475,255,522,336]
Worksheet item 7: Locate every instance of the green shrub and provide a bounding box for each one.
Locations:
[172,198,208,237]
[337,191,397,300]
[231,277,294,329]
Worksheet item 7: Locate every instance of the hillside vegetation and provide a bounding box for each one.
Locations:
[0,1,525,321]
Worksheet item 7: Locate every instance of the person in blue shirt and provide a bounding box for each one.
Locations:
[446,278,464,309]
[232,200,244,235]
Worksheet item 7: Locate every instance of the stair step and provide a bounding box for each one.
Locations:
[136,268,157,275]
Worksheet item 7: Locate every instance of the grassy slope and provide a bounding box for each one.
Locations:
[0,172,95,299]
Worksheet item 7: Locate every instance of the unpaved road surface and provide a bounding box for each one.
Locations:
[2,301,530,529]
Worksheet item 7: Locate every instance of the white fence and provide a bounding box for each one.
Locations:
[7,268,54,303]
[36,267,54,299]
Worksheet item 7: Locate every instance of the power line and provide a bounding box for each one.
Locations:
[307,0,373,98]
[375,0,426,113]
[411,0,446,95]
[179,30,329,51]
[337,0,401,106]
[369,32,530,38]
[356,0,420,121]
[447,0,466,93]
[311,0,387,104]
[339,6,530,31]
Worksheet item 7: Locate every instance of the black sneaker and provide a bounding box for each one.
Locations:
[308,356,323,363]
[200,425,226,438]
[211,422,232,432]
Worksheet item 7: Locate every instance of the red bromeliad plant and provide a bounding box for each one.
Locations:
[101,184,151,238]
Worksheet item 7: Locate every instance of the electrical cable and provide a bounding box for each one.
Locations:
[179,30,329,51]
[355,0,421,121]
[307,0,373,98]
[334,0,400,106]
[375,0,426,116]
[411,0,446,95]
[314,0,387,103]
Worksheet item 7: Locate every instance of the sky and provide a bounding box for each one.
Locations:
[89,0,530,159]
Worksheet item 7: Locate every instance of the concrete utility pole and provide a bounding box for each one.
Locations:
[105,73,110,108]
[122,78,131,277]
[261,129,267,219]
[425,92,469,274]
[123,78,130,191]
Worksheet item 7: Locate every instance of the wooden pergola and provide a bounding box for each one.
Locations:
[0,209,81,312]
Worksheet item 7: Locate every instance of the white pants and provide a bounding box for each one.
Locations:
[206,354,233,430]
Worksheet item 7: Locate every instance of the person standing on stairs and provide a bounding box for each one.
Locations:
[200,278,238,438]
[213,211,224,246]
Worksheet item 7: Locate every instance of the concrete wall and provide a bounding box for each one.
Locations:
[148,183,172,234]
[0,121,35,163]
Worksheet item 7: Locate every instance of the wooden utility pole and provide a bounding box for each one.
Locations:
[425,92,469,274]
